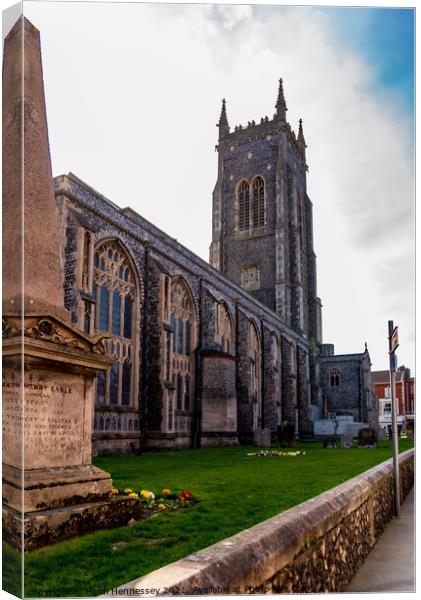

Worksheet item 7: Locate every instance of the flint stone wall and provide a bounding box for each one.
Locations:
[114,449,414,595]
[55,174,313,451]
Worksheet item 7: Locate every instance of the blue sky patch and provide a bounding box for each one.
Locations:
[322,7,414,117]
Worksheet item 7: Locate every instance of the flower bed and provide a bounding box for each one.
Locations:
[247,450,306,457]
[111,487,196,512]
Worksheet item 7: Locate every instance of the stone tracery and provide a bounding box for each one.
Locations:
[161,276,197,434]
[215,302,234,354]
[93,240,138,407]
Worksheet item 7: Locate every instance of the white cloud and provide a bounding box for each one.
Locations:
[23,2,414,371]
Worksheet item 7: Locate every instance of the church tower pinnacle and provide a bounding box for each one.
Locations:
[217,98,230,139]
[297,118,307,160]
[275,78,287,120]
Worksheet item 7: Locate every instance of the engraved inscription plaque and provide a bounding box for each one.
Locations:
[3,368,88,470]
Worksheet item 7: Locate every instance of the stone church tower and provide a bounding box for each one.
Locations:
[210,80,322,346]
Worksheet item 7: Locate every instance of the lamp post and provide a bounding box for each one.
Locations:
[388,320,401,517]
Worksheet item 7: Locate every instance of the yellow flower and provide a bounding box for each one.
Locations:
[129,492,138,497]
[124,488,133,494]
[141,489,155,500]
[162,489,172,495]
[158,503,167,510]
[111,488,119,495]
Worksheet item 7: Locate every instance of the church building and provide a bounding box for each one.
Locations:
[6,18,376,455]
[54,77,376,454]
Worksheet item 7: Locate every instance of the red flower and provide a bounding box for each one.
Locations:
[179,490,193,500]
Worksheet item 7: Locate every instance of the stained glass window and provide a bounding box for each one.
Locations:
[176,373,183,410]
[112,291,121,336]
[122,363,131,406]
[215,303,234,355]
[185,320,191,356]
[99,286,109,332]
[184,377,190,411]
[96,370,106,405]
[165,278,196,429]
[110,364,119,405]
[170,314,176,351]
[124,296,132,339]
[93,241,137,408]
[177,317,183,354]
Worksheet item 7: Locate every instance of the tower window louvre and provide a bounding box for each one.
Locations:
[252,176,265,228]
[238,181,250,231]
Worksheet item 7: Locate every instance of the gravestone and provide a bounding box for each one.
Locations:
[254,428,272,447]
[278,421,296,448]
[357,427,377,448]
[377,428,386,441]
[261,428,272,447]
[254,428,263,446]
[2,17,138,550]
[340,432,353,448]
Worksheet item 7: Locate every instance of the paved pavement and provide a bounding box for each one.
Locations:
[347,488,415,593]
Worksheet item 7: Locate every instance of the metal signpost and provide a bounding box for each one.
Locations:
[388,320,400,517]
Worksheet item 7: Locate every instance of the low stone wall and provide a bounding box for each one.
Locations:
[112,449,414,595]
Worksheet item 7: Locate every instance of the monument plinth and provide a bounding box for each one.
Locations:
[2,17,139,551]
[3,316,113,512]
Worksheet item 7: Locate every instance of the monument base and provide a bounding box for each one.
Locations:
[2,464,113,513]
[3,496,145,551]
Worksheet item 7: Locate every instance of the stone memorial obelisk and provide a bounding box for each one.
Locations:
[2,16,132,550]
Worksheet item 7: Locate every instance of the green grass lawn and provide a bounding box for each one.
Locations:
[4,439,413,597]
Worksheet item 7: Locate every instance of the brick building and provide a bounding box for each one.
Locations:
[4,18,377,455]
[373,366,415,432]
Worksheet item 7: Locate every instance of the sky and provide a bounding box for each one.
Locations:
[6,0,415,371]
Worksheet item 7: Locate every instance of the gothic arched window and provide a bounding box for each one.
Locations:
[93,241,138,407]
[215,302,235,355]
[237,177,265,233]
[249,321,262,431]
[330,369,341,387]
[252,176,265,228]
[238,180,250,231]
[161,277,197,433]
